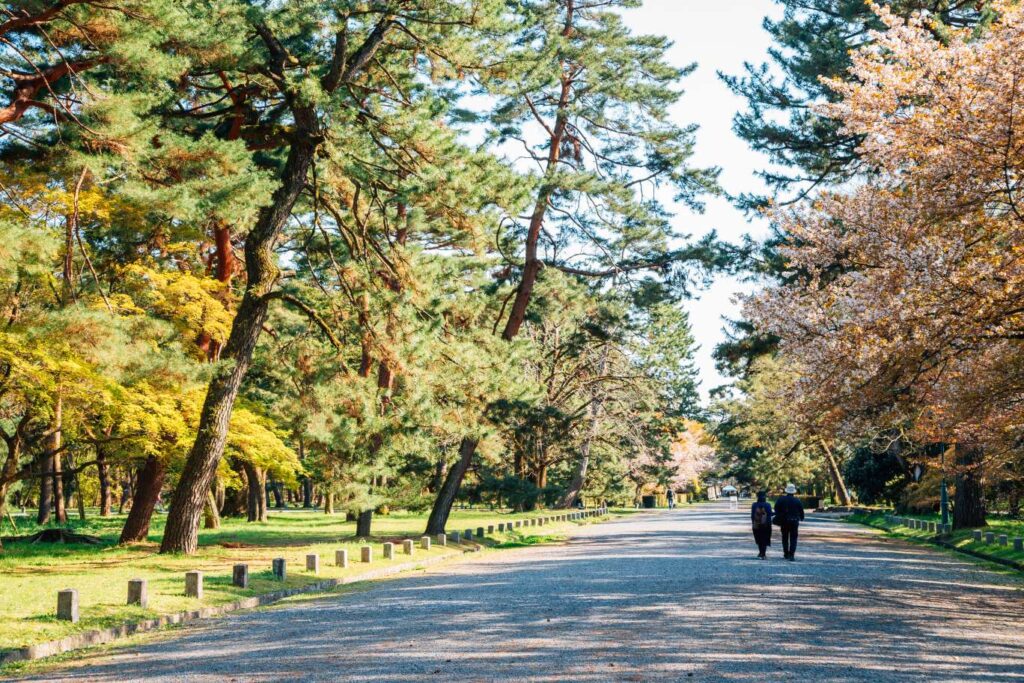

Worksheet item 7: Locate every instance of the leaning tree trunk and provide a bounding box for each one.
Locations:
[119,456,167,544]
[203,489,220,529]
[558,346,608,509]
[425,437,478,535]
[953,443,986,529]
[820,440,852,507]
[159,129,319,554]
[242,462,268,523]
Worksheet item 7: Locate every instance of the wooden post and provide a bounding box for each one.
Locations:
[185,570,203,598]
[57,589,79,623]
[335,549,348,567]
[232,564,249,588]
[127,579,148,607]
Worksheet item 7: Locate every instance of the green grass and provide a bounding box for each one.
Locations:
[846,510,1024,567]
[0,506,620,659]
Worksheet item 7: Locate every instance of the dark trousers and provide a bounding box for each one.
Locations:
[781,523,799,556]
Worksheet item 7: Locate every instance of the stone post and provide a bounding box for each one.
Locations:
[998,534,1008,546]
[306,553,320,574]
[1014,537,1023,552]
[383,542,394,560]
[57,589,78,623]
[464,529,473,540]
[403,539,414,555]
[449,531,460,545]
[335,549,349,568]
[185,570,203,598]
[498,523,505,532]
[361,546,373,563]
[233,564,249,588]
[985,531,995,544]
[420,536,431,550]
[273,558,287,580]
[487,525,494,534]
[127,578,148,607]
[437,533,446,547]
[476,526,485,538]
[973,530,983,542]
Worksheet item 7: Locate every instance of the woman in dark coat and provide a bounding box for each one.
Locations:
[750,491,773,559]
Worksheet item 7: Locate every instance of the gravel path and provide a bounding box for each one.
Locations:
[18,503,1024,682]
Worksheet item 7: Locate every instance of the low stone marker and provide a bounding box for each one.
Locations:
[449,531,460,545]
[487,525,494,534]
[973,530,983,541]
[361,546,373,563]
[464,529,473,540]
[232,564,249,588]
[928,521,936,533]
[57,589,78,623]
[436,533,446,547]
[383,542,395,560]
[273,557,287,580]
[476,526,485,538]
[185,570,203,599]
[985,532,996,544]
[497,523,505,532]
[1014,537,1023,552]
[127,578,148,608]
[306,553,320,574]
[420,536,431,550]
[998,534,1008,546]
[335,550,348,568]
[403,539,414,555]
[530,518,537,527]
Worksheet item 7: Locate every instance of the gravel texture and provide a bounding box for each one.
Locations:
[17,503,1024,682]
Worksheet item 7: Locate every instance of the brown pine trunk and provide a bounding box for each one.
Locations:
[37,453,53,524]
[242,462,268,523]
[953,443,986,529]
[203,489,221,529]
[119,456,167,544]
[97,449,112,516]
[51,396,66,524]
[356,508,372,537]
[425,438,478,535]
[159,126,319,554]
[324,491,334,515]
[821,440,852,506]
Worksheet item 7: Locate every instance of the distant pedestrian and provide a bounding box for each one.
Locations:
[750,491,773,559]
[667,489,675,509]
[773,484,805,561]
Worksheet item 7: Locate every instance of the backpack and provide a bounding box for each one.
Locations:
[753,505,769,529]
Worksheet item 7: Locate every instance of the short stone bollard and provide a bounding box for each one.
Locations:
[383,542,394,560]
[335,549,349,568]
[57,589,79,623]
[973,530,982,541]
[1014,537,1023,552]
[487,525,494,534]
[361,546,373,563]
[403,539,414,555]
[127,578,148,608]
[464,529,473,540]
[985,532,996,544]
[185,570,203,599]
[928,522,936,533]
[998,534,1008,546]
[449,531,460,545]
[477,526,485,538]
[306,553,320,574]
[437,533,447,547]
[530,518,537,527]
[420,536,431,550]
[498,523,505,532]
[273,557,287,580]
[233,564,249,588]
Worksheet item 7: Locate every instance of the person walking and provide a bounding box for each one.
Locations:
[750,491,773,559]
[773,484,805,561]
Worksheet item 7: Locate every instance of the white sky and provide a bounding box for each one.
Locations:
[623,0,780,401]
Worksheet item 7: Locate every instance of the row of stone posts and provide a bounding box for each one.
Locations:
[885,514,1023,551]
[54,508,610,623]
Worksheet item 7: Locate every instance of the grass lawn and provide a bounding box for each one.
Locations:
[0,506,634,658]
[846,510,1024,567]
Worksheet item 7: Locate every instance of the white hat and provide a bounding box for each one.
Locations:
[785,484,797,494]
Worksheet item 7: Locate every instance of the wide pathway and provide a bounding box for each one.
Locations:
[20,503,1024,681]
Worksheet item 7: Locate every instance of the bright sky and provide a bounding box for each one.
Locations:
[623,0,780,401]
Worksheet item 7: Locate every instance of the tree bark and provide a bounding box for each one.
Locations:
[821,440,852,507]
[425,437,478,535]
[159,123,319,554]
[953,443,986,529]
[203,489,220,529]
[119,456,167,544]
[242,462,268,523]
[37,452,53,524]
[97,449,112,516]
[356,508,372,536]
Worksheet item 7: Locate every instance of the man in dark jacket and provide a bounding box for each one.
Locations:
[774,484,805,561]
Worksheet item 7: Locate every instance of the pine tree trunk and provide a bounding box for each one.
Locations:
[953,443,986,529]
[159,129,318,554]
[37,453,52,524]
[324,491,334,515]
[97,450,112,516]
[425,437,478,535]
[356,508,372,536]
[821,441,852,506]
[203,489,220,529]
[243,462,268,523]
[302,477,313,508]
[119,456,167,544]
